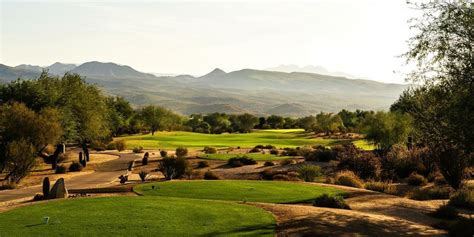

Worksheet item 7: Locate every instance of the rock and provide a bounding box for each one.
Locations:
[49,178,68,199]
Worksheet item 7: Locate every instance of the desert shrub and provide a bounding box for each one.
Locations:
[254,145,265,149]
[249,147,261,153]
[382,145,435,180]
[305,145,336,162]
[91,141,106,151]
[114,140,126,151]
[270,149,279,155]
[204,170,220,180]
[264,145,276,149]
[337,145,380,179]
[263,161,275,167]
[138,170,148,182]
[142,152,149,166]
[55,165,67,174]
[158,156,188,180]
[42,177,50,197]
[449,189,474,209]
[298,164,322,182]
[197,160,210,168]
[272,174,291,181]
[227,156,257,167]
[364,181,397,194]
[68,162,83,172]
[203,146,217,154]
[105,143,116,150]
[261,170,300,181]
[434,146,471,190]
[175,147,188,158]
[334,171,364,188]
[432,203,458,219]
[406,172,428,186]
[280,159,296,166]
[33,193,45,201]
[409,186,451,200]
[281,147,300,156]
[132,146,144,153]
[313,194,350,209]
[160,150,168,158]
[0,182,16,190]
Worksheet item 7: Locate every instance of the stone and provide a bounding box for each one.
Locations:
[49,178,68,199]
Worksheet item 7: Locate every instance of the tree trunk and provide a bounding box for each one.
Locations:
[82,143,90,162]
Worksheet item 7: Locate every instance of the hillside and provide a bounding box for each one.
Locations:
[0,61,408,116]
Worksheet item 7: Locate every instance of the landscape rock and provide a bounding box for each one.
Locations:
[49,178,68,199]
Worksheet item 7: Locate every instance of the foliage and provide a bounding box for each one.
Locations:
[361,111,412,151]
[139,105,181,135]
[382,145,434,180]
[297,164,322,182]
[434,146,471,190]
[336,144,380,179]
[280,159,296,166]
[114,140,126,151]
[304,145,336,162]
[55,165,67,174]
[0,183,16,190]
[160,150,168,158]
[313,194,350,209]
[449,189,474,210]
[334,171,364,188]
[158,156,188,180]
[142,152,149,166]
[364,181,397,195]
[270,149,279,155]
[203,170,220,180]
[175,147,188,158]
[132,146,144,153]
[68,162,83,172]
[203,146,217,154]
[228,156,257,167]
[197,160,210,168]
[406,172,427,186]
[263,161,275,167]
[138,170,148,182]
[409,186,451,201]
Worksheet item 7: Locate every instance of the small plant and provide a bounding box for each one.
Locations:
[114,140,126,151]
[197,160,210,168]
[203,146,217,154]
[449,189,474,209]
[298,164,322,182]
[228,159,243,167]
[204,170,220,180]
[432,203,458,219]
[364,181,397,194]
[158,156,188,180]
[313,194,350,209]
[138,170,148,182]
[249,147,261,153]
[175,147,188,158]
[80,158,87,168]
[334,170,364,188]
[227,156,257,167]
[33,193,45,201]
[406,172,428,186]
[42,177,50,198]
[68,162,83,172]
[160,150,168,158]
[270,149,279,155]
[142,152,149,166]
[55,165,67,174]
[91,141,106,151]
[0,182,16,190]
[264,145,276,149]
[280,159,296,166]
[132,146,144,153]
[263,161,275,167]
[409,186,451,200]
[105,143,116,150]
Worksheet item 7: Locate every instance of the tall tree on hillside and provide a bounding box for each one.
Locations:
[391,1,473,189]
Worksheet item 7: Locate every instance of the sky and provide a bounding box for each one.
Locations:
[0,0,417,83]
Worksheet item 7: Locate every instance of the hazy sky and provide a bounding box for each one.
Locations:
[1,0,416,83]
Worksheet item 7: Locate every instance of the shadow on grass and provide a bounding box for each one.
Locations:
[198,223,275,237]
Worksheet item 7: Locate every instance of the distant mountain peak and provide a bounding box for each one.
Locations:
[265,64,356,79]
[202,68,226,77]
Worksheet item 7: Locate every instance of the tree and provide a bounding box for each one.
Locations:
[139,105,174,135]
[106,96,135,136]
[297,116,317,131]
[236,113,258,133]
[391,1,473,188]
[203,113,231,134]
[314,112,344,135]
[266,115,285,129]
[361,111,412,151]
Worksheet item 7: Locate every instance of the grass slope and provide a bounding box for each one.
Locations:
[200,153,291,161]
[118,129,370,150]
[135,180,344,203]
[0,196,275,237]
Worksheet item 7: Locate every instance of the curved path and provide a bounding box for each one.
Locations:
[0,152,140,204]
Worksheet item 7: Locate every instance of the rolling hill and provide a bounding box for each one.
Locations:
[0,61,408,116]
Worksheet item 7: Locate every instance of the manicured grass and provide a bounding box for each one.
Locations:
[135,180,345,203]
[200,153,292,161]
[0,196,275,237]
[118,129,370,150]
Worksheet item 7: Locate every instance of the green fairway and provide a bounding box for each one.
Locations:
[118,129,370,150]
[135,180,344,203]
[200,153,292,161]
[0,196,275,237]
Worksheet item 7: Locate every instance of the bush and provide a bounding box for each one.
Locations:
[132,146,144,153]
[261,170,300,181]
[138,170,148,182]
[305,146,336,162]
[449,189,474,209]
[0,183,16,190]
[68,162,83,172]
[114,140,126,151]
[334,171,364,188]
[105,143,116,150]
[313,194,350,209]
[175,147,188,158]
[281,147,300,156]
[432,203,458,219]
[263,161,275,167]
[227,156,257,167]
[409,186,451,200]
[55,165,67,174]
[204,170,220,180]
[364,181,397,194]
[337,144,381,179]
[298,165,322,182]
[382,145,434,180]
[158,156,188,180]
[142,152,149,166]
[270,149,279,155]
[280,159,296,166]
[249,147,261,153]
[91,141,106,151]
[264,145,276,149]
[33,193,45,201]
[42,177,50,197]
[197,160,210,168]
[203,146,217,154]
[160,150,168,158]
[406,172,428,186]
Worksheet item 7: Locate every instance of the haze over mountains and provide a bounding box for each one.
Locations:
[0,61,408,116]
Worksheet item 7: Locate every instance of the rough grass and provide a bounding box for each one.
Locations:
[0,196,275,237]
[117,129,371,150]
[201,153,291,161]
[135,180,344,203]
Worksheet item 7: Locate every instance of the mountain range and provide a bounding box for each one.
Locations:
[0,61,408,116]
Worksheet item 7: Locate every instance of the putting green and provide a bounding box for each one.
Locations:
[135,180,344,203]
[0,196,275,236]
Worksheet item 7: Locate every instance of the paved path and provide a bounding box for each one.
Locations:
[0,152,140,203]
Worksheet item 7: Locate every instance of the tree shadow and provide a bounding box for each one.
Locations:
[198,223,275,237]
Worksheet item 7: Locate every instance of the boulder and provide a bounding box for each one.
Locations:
[49,178,68,199]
